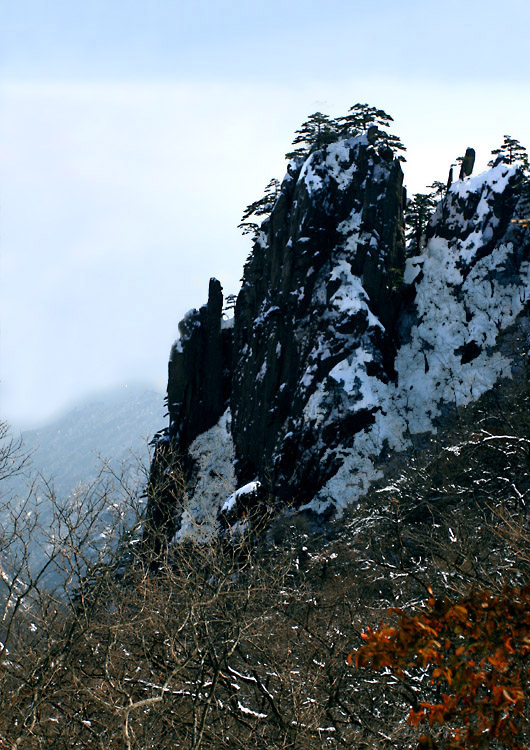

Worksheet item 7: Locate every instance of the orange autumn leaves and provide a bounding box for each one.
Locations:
[350,586,530,750]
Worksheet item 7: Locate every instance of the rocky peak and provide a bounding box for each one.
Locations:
[167,277,231,452]
[232,135,406,501]
[425,162,526,269]
[145,136,530,548]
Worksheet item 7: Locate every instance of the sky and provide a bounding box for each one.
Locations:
[1,0,529,430]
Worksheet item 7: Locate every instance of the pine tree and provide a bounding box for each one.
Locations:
[336,103,394,134]
[405,192,437,251]
[405,177,450,249]
[489,135,529,172]
[285,112,340,160]
[223,294,237,314]
[337,104,407,162]
[238,178,281,236]
[375,130,407,162]
[285,103,406,162]
[427,181,447,201]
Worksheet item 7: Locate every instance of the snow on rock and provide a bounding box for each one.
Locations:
[328,259,382,328]
[299,152,324,194]
[148,136,530,544]
[176,409,236,542]
[323,138,362,190]
[450,162,516,201]
[222,480,262,513]
[305,163,529,513]
[395,238,529,430]
[231,131,406,506]
[431,163,518,264]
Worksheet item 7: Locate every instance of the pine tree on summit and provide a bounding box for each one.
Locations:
[489,135,529,173]
[337,103,407,162]
[336,103,394,134]
[285,103,407,163]
[376,130,407,162]
[243,102,408,237]
[285,112,340,160]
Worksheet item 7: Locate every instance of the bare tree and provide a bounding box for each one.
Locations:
[1,368,530,750]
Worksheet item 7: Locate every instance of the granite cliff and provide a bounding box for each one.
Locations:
[144,132,530,549]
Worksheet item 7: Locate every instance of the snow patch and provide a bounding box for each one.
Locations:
[329,259,382,330]
[299,152,324,194]
[222,480,261,513]
[450,163,516,200]
[329,348,375,406]
[176,409,236,542]
[303,189,530,513]
[324,139,358,190]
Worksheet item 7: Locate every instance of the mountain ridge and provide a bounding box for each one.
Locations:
[145,133,530,549]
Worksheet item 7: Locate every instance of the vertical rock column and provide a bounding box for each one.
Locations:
[143,278,232,555]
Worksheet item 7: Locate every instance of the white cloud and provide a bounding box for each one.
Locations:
[1,78,529,428]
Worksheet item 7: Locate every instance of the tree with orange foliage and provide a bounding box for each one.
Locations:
[351,586,530,750]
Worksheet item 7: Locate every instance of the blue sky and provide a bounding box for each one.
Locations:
[1,0,529,429]
[4,1,530,84]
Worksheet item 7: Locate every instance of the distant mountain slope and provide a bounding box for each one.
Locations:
[6,384,163,501]
[0,385,164,586]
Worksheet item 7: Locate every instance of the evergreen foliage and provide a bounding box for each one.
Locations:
[489,135,529,172]
[405,176,456,251]
[427,181,447,201]
[242,102,407,237]
[375,130,407,162]
[336,103,394,134]
[337,104,407,162]
[405,173,467,253]
[238,178,280,236]
[284,111,341,160]
[284,103,407,162]
[223,293,237,312]
[405,191,438,251]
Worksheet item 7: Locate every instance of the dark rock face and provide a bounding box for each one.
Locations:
[143,278,232,553]
[167,277,232,451]
[231,137,406,503]
[145,136,530,547]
